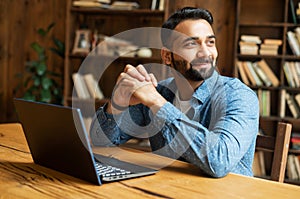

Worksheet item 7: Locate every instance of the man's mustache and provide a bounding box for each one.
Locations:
[190,57,213,66]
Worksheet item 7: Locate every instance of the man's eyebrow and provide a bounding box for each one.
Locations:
[182,37,199,43]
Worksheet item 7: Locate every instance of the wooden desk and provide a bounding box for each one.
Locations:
[0,123,299,198]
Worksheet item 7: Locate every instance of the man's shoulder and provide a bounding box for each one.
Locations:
[221,75,251,90]
[218,75,257,98]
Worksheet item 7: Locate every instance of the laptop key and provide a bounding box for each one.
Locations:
[95,162,132,177]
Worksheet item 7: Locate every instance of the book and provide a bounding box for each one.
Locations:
[294,155,300,180]
[110,1,139,10]
[257,89,263,116]
[279,89,286,118]
[236,61,250,85]
[256,59,279,87]
[261,90,270,116]
[82,73,105,100]
[259,49,278,56]
[245,61,263,86]
[252,62,272,86]
[253,151,266,177]
[260,44,279,50]
[72,0,108,7]
[283,62,296,87]
[294,93,300,108]
[263,39,283,46]
[72,73,91,99]
[287,154,299,180]
[158,0,165,11]
[291,133,300,150]
[239,42,259,55]
[289,62,300,87]
[240,34,262,44]
[295,62,300,83]
[151,0,158,10]
[287,31,300,55]
[290,0,297,24]
[286,93,300,118]
[257,89,270,117]
[294,27,300,44]
[242,61,256,86]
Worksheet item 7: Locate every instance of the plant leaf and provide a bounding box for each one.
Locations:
[23,92,36,101]
[31,42,44,54]
[37,28,47,37]
[37,62,47,76]
[47,22,55,32]
[41,89,51,103]
[33,76,40,86]
[41,77,52,89]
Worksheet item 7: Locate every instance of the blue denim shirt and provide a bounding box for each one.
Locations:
[90,70,259,178]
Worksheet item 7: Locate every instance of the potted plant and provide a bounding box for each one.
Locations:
[16,23,64,104]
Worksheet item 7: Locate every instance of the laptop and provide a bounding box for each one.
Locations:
[13,98,157,185]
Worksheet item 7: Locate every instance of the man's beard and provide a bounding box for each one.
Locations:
[171,55,215,81]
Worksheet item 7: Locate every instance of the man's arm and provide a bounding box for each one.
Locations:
[90,64,167,146]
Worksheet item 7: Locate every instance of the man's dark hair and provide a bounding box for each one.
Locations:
[161,7,214,48]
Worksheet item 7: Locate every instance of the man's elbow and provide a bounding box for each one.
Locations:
[209,169,230,178]
[205,163,231,178]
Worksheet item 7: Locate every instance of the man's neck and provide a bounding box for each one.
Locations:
[174,77,203,101]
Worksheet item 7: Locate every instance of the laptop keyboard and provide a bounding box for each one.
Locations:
[95,162,132,178]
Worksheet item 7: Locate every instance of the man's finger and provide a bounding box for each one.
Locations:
[124,64,145,81]
[136,64,151,81]
[149,73,158,87]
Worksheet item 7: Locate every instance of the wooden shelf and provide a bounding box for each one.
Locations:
[234,0,300,185]
[71,7,165,16]
[69,53,162,63]
[239,22,288,27]
[64,0,167,109]
[289,149,300,155]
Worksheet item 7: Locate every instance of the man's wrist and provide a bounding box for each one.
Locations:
[144,94,167,114]
[106,98,128,114]
[111,97,128,111]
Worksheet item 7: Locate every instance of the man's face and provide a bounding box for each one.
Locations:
[169,19,218,81]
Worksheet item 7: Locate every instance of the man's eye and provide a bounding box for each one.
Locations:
[207,39,215,46]
[183,41,197,47]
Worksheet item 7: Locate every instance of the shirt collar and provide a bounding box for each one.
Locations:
[193,69,220,103]
[165,69,220,104]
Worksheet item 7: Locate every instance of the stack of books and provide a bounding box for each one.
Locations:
[72,0,139,10]
[239,35,261,55]
[291,132,300,150]
[259,39,282,55]
[72,0,111,8]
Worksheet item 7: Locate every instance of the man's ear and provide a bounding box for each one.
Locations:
[161,47,172,65]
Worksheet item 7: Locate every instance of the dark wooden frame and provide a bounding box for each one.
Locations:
[255,122,292,182]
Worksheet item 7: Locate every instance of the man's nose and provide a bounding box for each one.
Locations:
[196,44,211,57]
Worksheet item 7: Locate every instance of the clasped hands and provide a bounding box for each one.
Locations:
[109,64,166,114]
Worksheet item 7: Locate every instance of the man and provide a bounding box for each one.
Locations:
[90,7,259,178]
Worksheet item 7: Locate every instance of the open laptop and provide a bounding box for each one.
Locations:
[13,98,157,185]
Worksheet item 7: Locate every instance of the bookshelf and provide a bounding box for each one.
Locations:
[64,0,169,113]
[234,0,300,184]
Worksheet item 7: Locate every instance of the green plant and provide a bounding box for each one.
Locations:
[19,23,65,104]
